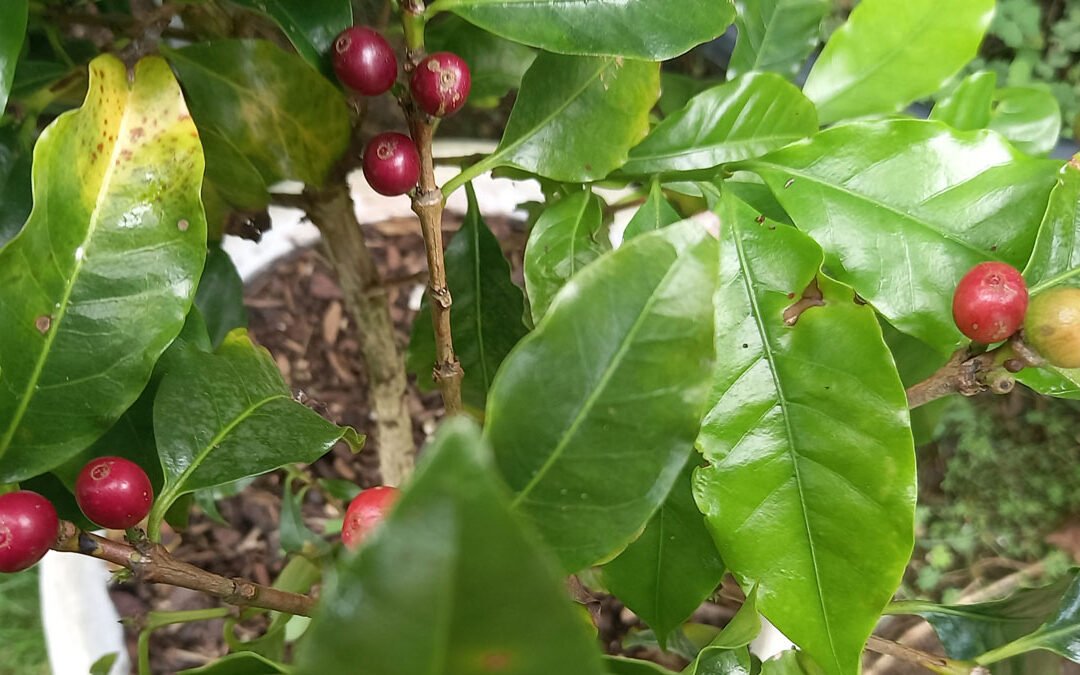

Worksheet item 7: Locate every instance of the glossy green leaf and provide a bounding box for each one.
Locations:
[9,60,70,100]
[686,647,754,675]
[707,588,762,650]
[891,572,1076,668]
[427,0,735,60]
[487,219,718,573]
[624,73,817,176]
[165,40,350,187]
[988,87,1062,157]
[179,651,289,674]
[658,73,721,118]
[0,127,31,246]
[1017,160,1080,398]
[744,119,1059,352]
[693,195,915,675]
[0,55,207,482]
[0,0,27,113]
[930,71,997,131]
[729,0,829,79]
[976,573,1080,666]
[427,15,536,103]
[523,189,608,324]
[624,179,682,241]
[603,656,674,674]
[148,331,361,537]
[297,418,606,675]
[444,54,658,193]
[603,461,725,648]
[408,184,528,411]
[802,0,994,124]
[229,0,352,76]
[760,651,824,674]
[195,246,248,348]
[199,126,271,211]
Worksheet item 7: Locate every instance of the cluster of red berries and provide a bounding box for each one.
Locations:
[331,26,472,196]
[952,261,1080,367]
[0,456,153,573]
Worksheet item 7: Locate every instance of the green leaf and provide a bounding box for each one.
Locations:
[707,588,762,651]
[199,126,271,211]
[729,0,829,79]
[693,194,915,675]
[658,73,721,118]
[624,179,682,241]
[0,55,207,482]
[178,651,289,674]
[0,127,32,246]
[408,184,529,411]
[624,73,817,176]
[296,418,607,675]
[603,656,675,674]
[802,0,994,124]
[486,219,718,573]
[930,71,997,131]
[1018,160,1080,398]
[148,331,361,537]
[890,572,1076,664]
[427,15,536,104]
[164,40,351,187]
[744,119,1059,352]
[195,245,248,348]
[603,460,725,648]
[760,651,825,674]
[89,653,119,675]
[522,189,608,324]
[428,0,735,60]
[229,0,352,77]
[988,87,1062,157]
[0,0,27,113]
[976,573,1080,666]
[685,647,754,675]
[444,54,658,193]
[9,60,70,100]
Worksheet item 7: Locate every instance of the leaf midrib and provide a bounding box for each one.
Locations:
[510,241,686,507]
[158,393,290,509]
[729,219,842,673]
[0,76,137,458]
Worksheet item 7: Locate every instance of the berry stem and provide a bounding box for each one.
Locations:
[400,0,427,65]
[905,335,1038,409]
[52,521,318,617]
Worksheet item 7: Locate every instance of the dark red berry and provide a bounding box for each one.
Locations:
[952,261,1028,343]
[75,456,154,529]
[410,52,471,117]
[362,132,420,196]
[341,486,399,550]
[0,491,58,573]
[332,26,398,96]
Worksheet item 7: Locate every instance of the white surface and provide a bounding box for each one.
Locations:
[39,550,130,675]
[751,616,797,662]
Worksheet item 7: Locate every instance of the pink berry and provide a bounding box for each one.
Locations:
[0,491,58,573]
[332,26,398,96]
[362,132,420,196]
[952,262,1029,343]
[410,52,471,117]
[341,486,399,550]
[75,456,154,529]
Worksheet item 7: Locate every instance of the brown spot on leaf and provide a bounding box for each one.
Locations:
[130,127,145,141]
[177,219,190,232]
[783,178,795,189]
[755,214,766,224]
[35,315,52,334]
[783,278,825,326]
[479,651,513,671]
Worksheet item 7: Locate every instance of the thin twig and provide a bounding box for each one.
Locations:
[400,2,464,416]
[865,635,979,674]
[905,335,1040,409]
[52,521,317,616]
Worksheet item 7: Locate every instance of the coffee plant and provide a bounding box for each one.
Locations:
[2,0,1080,673]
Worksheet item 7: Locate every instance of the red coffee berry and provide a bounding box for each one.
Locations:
[362,132,420,196]
[0,491,58,573]
[341,486,399,550]
[952,261,1029,343]
[410,52,471,117]
[332,26,398,96]
[75,456,154,529]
